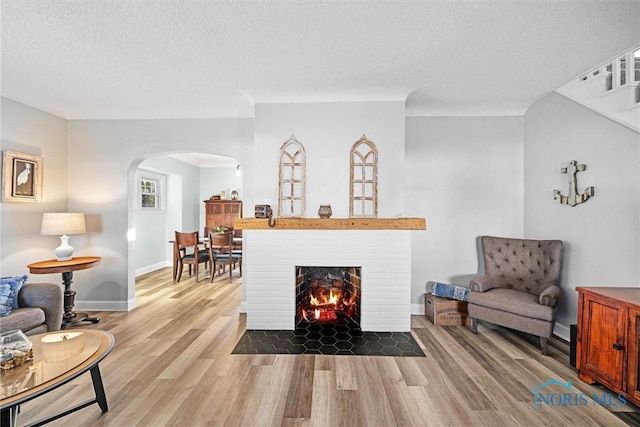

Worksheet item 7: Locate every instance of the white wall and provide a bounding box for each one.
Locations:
[405,116,525,312]
[63,117,254,310]
[524,92,640,339]
[249,101,406,218]
[0,99,527,322]
[0,97,68,278]
[0,98,253,310]
[5,93,638,342]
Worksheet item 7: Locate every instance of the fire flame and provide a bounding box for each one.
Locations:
[300,286,357,324]
[309,288,340,306]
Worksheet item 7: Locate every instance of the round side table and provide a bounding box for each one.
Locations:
[27,256,102,328]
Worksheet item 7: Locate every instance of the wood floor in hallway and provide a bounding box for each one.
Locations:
[15,268,640,426]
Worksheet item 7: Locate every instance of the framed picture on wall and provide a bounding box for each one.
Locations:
[2,151,43,203]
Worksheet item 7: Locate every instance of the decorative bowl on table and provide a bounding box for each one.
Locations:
[0,329,33,370]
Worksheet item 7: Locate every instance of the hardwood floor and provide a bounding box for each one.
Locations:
[16,268,640,426]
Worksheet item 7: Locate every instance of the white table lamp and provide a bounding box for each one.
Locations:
[41,213,86,261]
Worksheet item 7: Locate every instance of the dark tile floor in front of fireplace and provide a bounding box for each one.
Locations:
[232,323,425,357]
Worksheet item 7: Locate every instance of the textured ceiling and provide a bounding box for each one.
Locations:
[2,1,639,120]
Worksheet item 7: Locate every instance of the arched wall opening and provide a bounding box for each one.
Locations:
[127,152,242,302]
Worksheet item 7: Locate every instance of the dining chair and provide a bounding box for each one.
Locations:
[207,231,242,282]
[174,231,210,282]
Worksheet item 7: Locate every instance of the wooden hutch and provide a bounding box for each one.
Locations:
[204,199,243,234]
[576,287,640,407]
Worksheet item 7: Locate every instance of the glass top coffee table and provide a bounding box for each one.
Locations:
[0,329,115,426]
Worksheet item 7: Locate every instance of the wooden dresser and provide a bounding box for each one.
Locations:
[204,199,242,232]
[576,286,640,406]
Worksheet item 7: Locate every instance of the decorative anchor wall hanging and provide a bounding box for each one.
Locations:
[553,160,594,207]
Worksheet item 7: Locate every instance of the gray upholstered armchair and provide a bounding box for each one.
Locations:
[0,282,64,336]
[467,236,564,355]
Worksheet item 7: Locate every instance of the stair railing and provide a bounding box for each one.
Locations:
[578,46,640,102]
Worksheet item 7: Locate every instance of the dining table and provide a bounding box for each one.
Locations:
[168,237,242,281]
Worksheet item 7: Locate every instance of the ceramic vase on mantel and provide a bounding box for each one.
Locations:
[318,204,332,219]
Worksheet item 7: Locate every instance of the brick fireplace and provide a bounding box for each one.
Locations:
[238,218,424,332]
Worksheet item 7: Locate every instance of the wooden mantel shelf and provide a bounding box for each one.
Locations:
[234,217,426,230]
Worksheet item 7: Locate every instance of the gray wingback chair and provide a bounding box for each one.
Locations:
[467,236,564,355]
[0,282,64,336]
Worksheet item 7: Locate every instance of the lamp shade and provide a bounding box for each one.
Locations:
[40,332,86,362]
[41,213,86,236]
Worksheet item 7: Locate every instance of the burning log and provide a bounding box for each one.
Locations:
[296,267,361,326]
[299,287,357,323]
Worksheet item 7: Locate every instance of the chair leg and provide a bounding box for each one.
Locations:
[210,260,216,283]
[176,263,184,282]
[239,259,242,277]
[540,337,548,356]
[471,318,478,334]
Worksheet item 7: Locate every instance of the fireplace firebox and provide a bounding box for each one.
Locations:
[295,266,361,328]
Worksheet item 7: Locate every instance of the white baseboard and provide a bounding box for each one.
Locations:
[74,297,137,312]
[553,322,570,342]
[135,261,168,277]
[411,303,425,315]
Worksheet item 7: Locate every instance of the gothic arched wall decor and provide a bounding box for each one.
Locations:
[349,135,378,218]
[278,135,306,217]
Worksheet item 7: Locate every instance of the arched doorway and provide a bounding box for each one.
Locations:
[129,152,242,291]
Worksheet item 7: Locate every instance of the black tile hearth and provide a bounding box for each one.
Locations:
[232,323,425,357]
